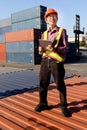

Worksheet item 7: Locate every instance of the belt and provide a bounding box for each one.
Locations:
[43,56,51,60]
[42,57,59,63]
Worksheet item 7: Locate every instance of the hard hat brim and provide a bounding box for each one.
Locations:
[44,9,58,19]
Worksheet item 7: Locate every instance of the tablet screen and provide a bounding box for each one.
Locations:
[39,39,52,50]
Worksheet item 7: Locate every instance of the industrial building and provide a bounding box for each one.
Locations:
[0,5,47,64]
[68,36,85,43]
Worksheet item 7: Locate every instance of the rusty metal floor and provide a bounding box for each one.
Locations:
[0,71,87,130]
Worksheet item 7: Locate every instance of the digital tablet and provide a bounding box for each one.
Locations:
[39,39,52,50]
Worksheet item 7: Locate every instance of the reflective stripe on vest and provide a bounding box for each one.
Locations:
[43,28,64,62]
[44,30,48,40]
[43,51,63,62]
[54,28,63,48]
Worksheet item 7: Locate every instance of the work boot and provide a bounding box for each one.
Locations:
[35,103,49,112]
[61,107,71,117]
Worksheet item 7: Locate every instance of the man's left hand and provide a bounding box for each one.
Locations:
[46,45,53,51]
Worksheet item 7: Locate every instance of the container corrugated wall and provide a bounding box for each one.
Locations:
[6,41,41,64]
[5,28,41,64]
[12,18,41,31]
[0,34,5,43]
[6,41,35,53]
[5,28,41,42]
[6,52,34,64]
[11,5,46,23]
[11,5,47,33]
[0,26,12,34]
[0,44,6,62]
[0,17,11,28]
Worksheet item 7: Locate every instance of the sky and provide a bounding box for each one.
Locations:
[0,0,87,37]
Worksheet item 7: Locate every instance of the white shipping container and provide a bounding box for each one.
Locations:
[0,18,11,28]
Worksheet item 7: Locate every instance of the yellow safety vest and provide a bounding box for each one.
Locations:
[43,28,64,62]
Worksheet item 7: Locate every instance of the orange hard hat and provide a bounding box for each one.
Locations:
[44,8,58,19]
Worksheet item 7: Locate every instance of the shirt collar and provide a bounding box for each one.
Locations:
[48,26,59,33]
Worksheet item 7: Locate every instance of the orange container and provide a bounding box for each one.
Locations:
[5,28,41,43]
[0,44,6,53]
[0,52,6,61]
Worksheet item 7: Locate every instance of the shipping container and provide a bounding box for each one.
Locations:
[11,5,47,23]
[65,42,77,63]
[5,28,41,42]
[34,53,42,64]
[6,40,41,64]
[6,52,34,64]
[6,52,41,64]
[0,52,6,61]
[41,21,47,32]
[12,18,41,31]
[0,44,6,53]
[12,18,46,33]
[0,5,47,64]
[0,26,12,34]
[6,41,39,53]
[0,17,11,28]
[0,34,5,43]
[0,44,6,61]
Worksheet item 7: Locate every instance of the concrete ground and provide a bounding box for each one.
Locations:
[0,60,87,77]
[64,54,87,77]
[64,63,87,77]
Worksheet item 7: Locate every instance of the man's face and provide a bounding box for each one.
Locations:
[45,13,58,27]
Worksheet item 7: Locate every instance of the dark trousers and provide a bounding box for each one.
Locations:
[39,58,67,108]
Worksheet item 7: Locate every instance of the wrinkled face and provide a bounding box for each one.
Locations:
[45,13,58,27]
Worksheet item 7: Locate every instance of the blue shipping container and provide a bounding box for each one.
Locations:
[11,5,47,23]
[0,34,5,43]
[6,41,39,53]
[0,26,12,34]
[6,52,35,64]
[12,18,41,31]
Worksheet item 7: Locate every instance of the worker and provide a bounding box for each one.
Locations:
[35,8,71,117]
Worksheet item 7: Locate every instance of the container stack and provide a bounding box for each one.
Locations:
[0,18,12,35]
[5,28,41,64]
[0,18,11,63]
[0,43,6,63]
[0,5,47,64]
